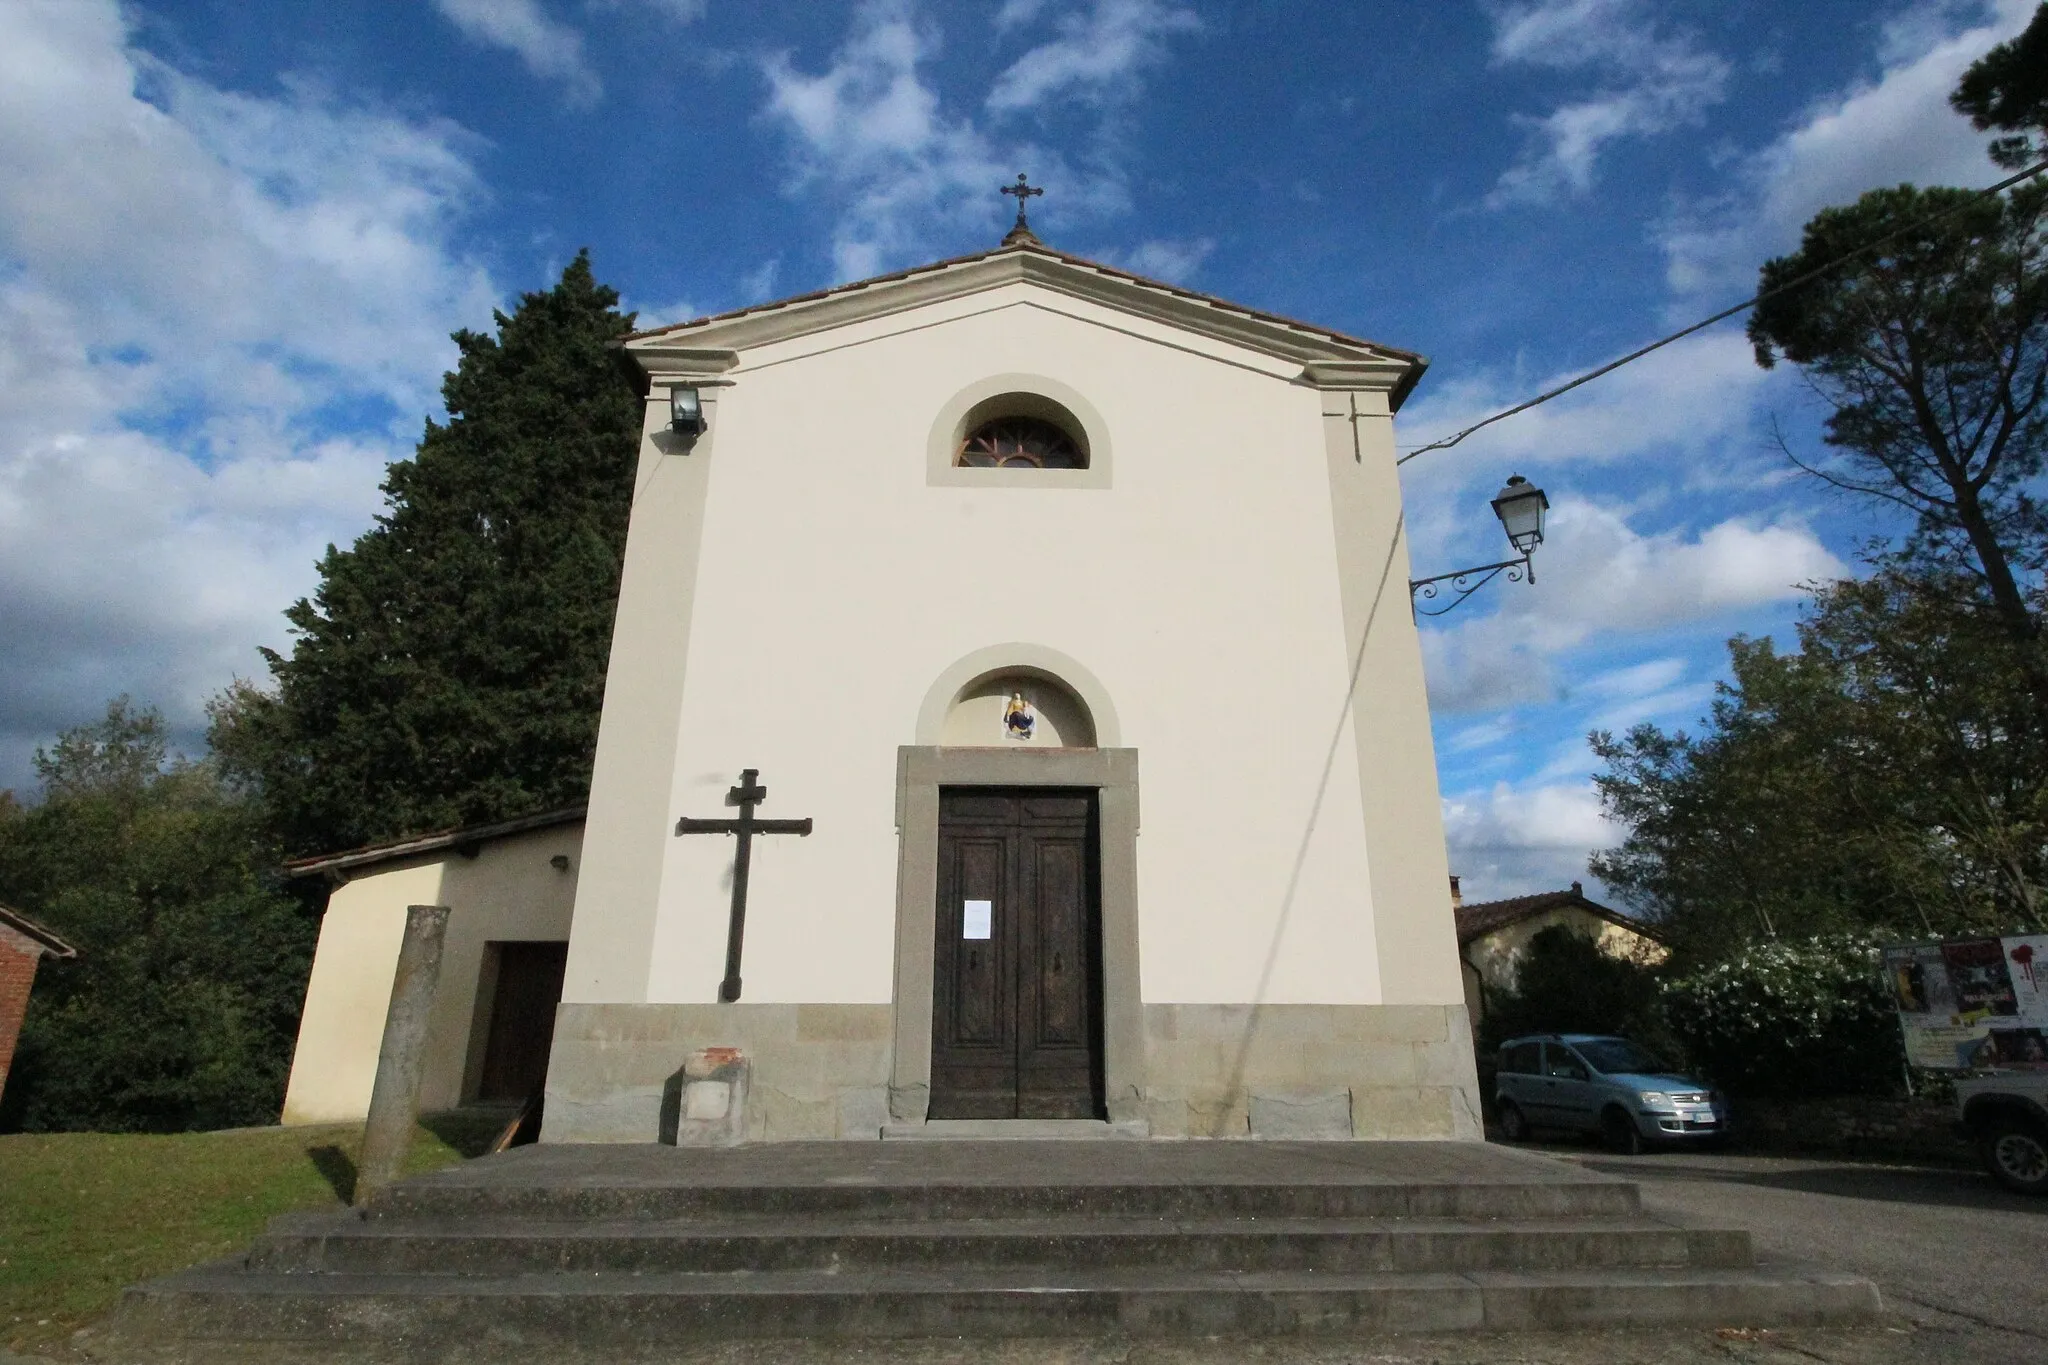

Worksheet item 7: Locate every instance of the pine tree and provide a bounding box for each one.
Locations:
[213,253,643,855]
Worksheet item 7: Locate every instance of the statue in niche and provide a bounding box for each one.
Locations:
[1003,692,1037,742]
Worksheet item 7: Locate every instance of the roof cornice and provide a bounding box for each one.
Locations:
[624,244,1428,408]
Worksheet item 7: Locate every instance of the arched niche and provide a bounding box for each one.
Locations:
[915,644,1122,748]
[941,671,1096,748]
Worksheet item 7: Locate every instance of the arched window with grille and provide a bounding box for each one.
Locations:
[955,415,1088,469]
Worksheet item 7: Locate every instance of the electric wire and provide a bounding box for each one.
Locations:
[1394,156,2048,467]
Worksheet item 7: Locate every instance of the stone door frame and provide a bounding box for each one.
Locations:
[890,746,1142,1124]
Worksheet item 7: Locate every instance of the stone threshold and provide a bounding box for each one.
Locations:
[880,1119,1152,1141]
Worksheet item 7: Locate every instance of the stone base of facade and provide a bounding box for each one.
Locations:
[543,1004,894,1144]
[1138,1003,1483,1140]
[542,1002,1482,1144]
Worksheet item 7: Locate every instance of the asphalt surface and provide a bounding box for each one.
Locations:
[1552,1140,2048,1365]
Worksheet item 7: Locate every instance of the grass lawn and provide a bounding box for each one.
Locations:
[0,1112,506,1357]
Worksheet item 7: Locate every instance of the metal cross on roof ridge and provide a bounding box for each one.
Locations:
[1000,172,1044,245]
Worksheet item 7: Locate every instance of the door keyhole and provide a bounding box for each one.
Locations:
[1053,952,1063,974]
[969,949,979,971]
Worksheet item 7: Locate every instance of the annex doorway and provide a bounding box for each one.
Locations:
[928,787,1105,1120]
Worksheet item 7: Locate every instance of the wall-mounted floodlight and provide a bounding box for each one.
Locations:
[1410,473,1553,617]
[670,386,705,435]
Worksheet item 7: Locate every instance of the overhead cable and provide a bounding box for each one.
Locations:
[1395,157,2048,467]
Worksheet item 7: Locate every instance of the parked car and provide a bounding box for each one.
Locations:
[1494,1034,1728,1153]
[1954,1071,2048,1195]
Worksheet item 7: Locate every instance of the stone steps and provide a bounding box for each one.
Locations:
[248,1211,1750,1276]
[124,1263,1881,1344]
[110,1140,1881,1353]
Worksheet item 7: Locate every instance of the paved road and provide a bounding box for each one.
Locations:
[1552,1142,2048,1365]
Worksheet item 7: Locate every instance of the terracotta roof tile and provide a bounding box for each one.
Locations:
[1453,884,1662,946]
[0,902,78,958]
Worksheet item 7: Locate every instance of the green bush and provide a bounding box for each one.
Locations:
[1480,925,1676,1059]
[0,702,317,1133]
[1660,934,1901,1098]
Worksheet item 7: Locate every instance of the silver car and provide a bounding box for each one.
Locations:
[1494,1033,1729,1153]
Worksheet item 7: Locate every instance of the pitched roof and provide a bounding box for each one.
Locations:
[0,902,78,959]
[1453,882,1663,947]
[283,806,586,880]
[623,238,1430,409]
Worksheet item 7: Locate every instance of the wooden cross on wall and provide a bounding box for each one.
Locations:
[674,769,813,1002]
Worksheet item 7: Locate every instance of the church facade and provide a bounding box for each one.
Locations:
[279,231,1483,1143]
[543,234,1481,1142]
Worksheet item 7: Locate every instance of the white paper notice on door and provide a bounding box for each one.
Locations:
[962,899,993,940]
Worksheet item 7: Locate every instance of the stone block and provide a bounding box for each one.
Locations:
[1183,1092,1250,1138]
[753,1085,835,1141]
[816,1040,893,1087]
[1249,1090,1353,1139]
[1140,1095,1190,1138]
[795,1004,891,1042]
[1313,1039,1416,1088]
[1417,1033,1482,1088]
[836,1086,890,1139]
[887,1081,929,1122]
[540,1085,664,1143]
[661,1049,749,1146]
[1351,1085,1455,1139]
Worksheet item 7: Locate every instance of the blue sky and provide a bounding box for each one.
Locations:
[0,0,2035,898]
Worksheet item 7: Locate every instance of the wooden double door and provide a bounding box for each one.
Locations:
[929,788,1106,1120]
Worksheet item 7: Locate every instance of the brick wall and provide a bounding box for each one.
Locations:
[0,923,47,1104]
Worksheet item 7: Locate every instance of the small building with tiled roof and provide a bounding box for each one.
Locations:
[280,809,585,1125]
[0,901,78,1107]
[1451,878,1668,1029]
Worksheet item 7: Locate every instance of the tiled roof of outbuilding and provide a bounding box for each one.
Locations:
[283,807,586,880]
[0,902,77,958]
[1453,882,1662,947]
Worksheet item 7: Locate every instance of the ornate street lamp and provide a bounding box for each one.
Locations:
[1409,475,1551,617]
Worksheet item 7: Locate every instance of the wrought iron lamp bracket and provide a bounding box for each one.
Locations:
[1408,555,1534,617]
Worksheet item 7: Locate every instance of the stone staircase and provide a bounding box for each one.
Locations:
[113,1141,1878,1358]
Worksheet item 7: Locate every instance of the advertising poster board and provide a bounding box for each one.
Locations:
[1887,935,2048,1071]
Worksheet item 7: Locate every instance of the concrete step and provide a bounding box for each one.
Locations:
[881,1118,1152,1139]
[247,1212,1752,1276]
[369,1175,1643,1223]
[118,1262,1881,1346]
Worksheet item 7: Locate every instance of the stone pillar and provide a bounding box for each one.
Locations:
[355,904,451,1206]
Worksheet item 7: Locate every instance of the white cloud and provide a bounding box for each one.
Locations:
[1419,499,1844,715]
[737,257,782,303]
[1443,780,1621,902]
[759,0,1197,280]
[623,295,701,330]
[1486,0,1729,206]
[760,4,998,280]
[986,0,1200,113]
[611,0,711,20]
[1397,329,1768,481]
[1657,0,2038,301]
[1100,235,1213,282]
[433,0,602,106]
[994,0,1053,31]
[0,1,496,789]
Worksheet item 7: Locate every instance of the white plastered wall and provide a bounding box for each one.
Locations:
[571,282,1426,1012]
[280,823,583,1124]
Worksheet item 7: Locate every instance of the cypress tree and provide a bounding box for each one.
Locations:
[213,252,642,855]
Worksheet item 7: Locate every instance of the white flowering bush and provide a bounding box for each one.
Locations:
[1662,933,1900,1097]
